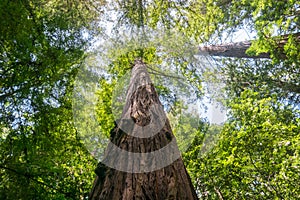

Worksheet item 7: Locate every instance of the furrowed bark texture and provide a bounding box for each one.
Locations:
[89,59,198,200]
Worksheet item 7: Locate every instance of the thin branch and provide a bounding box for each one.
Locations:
[147,65,184,80]
[203,160,224,200]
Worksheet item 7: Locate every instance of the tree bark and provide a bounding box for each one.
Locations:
[199,32,300,59]
[89,59,198,200]
[199,40,270,58]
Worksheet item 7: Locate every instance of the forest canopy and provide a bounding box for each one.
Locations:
[0,0,299,199]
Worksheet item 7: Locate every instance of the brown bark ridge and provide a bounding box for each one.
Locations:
[199,32,300,59]
[89,59,198,200]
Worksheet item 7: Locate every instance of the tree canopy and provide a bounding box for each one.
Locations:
[0,0,103,199]
[1,0,299,199]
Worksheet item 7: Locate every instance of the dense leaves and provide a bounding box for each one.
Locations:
[0,0,102,199]
[184,90,300,199]
[1,0,300,199]
[180,0,300,199]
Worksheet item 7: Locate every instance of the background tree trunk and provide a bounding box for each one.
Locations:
[89,59,198,200]
[199,40,270,58]
[199,32,300,59]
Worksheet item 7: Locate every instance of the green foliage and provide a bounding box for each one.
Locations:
[2,0,300,199]
[96,79,116,138]
[107,47,160,79]
[221,56,300,106]
[93,2,300,199]
[115,0,226,42]
[184,90,300,199]
[0,0,102,199]
[168,101,202,153]
[208,0,300,105]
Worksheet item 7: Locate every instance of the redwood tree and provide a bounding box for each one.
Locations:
[89,59,198,199]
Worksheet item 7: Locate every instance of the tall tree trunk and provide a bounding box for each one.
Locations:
[199,32,300,59]
[89,59,198,200]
